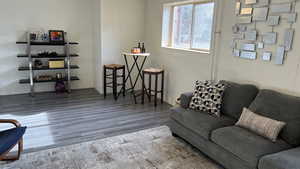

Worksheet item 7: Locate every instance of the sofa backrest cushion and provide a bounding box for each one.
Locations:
[249,89,300,147]
[220,81,259,119]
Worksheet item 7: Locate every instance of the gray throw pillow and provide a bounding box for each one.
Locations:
[236,108,286,142]
[189,80,226,117]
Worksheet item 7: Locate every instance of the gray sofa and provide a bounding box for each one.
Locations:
[168,81,300,169]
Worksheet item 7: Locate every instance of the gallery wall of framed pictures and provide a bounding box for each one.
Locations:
[232,0,297,65]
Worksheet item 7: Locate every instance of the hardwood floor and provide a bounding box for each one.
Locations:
[0,89,171,153]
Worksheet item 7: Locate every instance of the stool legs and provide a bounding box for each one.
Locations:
[149,74,152,102]
[122,67,126,97]
[161,71,164,104]
[103,65,125,100]
[103,67,107,98]
[154,74,158,107]
[142,72,145,104]
[142,71,164,107]
[113,68,117,100]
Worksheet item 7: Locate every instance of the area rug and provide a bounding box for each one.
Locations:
[1,126,222,169]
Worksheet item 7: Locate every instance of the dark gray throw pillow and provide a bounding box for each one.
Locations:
[189,80,226,117]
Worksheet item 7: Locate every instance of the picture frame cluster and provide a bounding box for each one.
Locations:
[232,0,297,65]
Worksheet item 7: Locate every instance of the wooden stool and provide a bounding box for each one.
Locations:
[103,64,126,100]
[142,68,164,107]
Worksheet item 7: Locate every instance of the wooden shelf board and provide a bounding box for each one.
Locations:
[19,76,80,84]
[18,65,79,71]
[17,54,79,58]
[16,41,79,46]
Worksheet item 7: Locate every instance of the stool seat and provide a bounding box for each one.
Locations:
[143,68,164,73]
[105,64,125,69]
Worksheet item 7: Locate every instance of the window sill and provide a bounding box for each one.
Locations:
[161,46,210,54]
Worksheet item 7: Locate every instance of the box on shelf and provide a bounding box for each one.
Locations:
[49,59,65,68]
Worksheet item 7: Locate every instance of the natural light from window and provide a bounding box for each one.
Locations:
[162,1,215,52]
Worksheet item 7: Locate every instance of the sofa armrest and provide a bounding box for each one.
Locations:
[179,92,193,109]
[259,147,300,169]
[0,119,21,127]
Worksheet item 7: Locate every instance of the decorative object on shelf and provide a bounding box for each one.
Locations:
[275,46,285,65]
[30,33,37,41]
[30,30,49,42]
[49,59,65,69]
[49,30,65,44]
[262,52,272,61]
[38,51,59,57]
[34,59,43,68]
[253,8,269,21]
[55,73,66,93]
[36,75,53,82]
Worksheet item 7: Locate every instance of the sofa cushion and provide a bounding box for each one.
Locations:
[220,80,259,119]
[170,107,235,139]
[249,89,300,146]
[259,147,300,169]
[211,126,291,168]
[0,127,26,155]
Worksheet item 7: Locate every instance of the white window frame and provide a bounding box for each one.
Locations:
[162,0,215,53]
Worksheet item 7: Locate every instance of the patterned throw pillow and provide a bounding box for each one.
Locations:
[236,108,286,142]
[189,80,226,117]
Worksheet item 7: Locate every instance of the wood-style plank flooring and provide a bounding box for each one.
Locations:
[0,89,171,153]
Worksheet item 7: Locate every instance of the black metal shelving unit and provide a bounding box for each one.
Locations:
[16,32,80,96]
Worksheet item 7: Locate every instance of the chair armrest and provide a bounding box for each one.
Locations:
[0,119,21,127]
[179,92,193,109]
[259,147,300,169]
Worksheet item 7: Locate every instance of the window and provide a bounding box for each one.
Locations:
[162,1,215,52]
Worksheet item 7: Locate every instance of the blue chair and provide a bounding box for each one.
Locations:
[0,119,26,161]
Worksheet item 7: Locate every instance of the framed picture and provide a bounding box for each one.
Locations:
[49,30,65,43]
